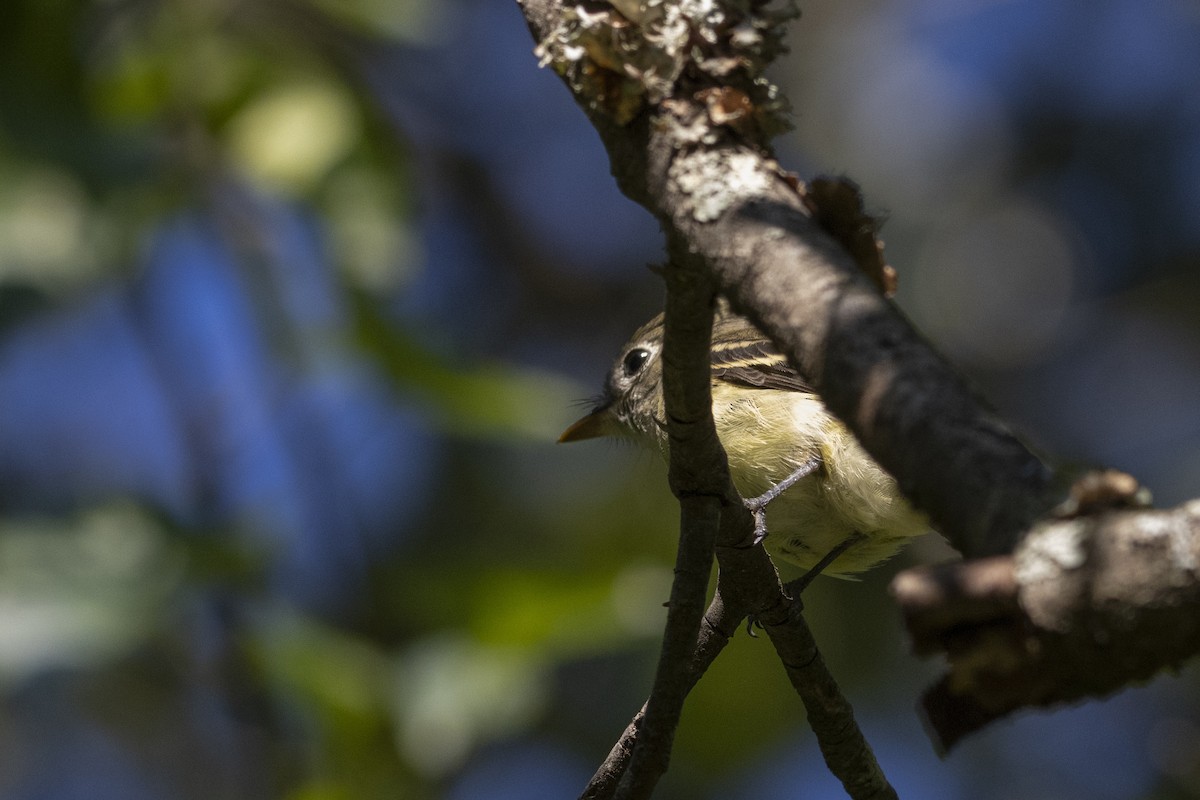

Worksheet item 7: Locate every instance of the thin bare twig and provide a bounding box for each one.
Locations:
[762,604,898,800]
[610,252,729,798]
[585,509,899,800]
[581,582,745,799]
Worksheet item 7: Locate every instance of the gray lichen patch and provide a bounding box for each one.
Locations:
[535,0,799,127]
[668,149,771,222]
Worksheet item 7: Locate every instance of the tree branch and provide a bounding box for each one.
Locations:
[582,570,750,799]
[583,503,899,800]
[762,609,898,800]
[722,543,899,799]
[608,258,726,799]
[519,0,1058,560]
[520,0,1200,768]
[894,493,1200,751]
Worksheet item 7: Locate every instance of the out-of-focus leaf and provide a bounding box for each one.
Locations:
[352,290,584,440]
[225,79,361,194]
[286,782,357,800]
[469,565,669,652]
[672,630,806,776]
[391,633,548,778]
[324,166,418,292]
[0,504,183,682]
[0,164,98,286]
[252,610,393,724]
[91,23,254,124]
[250,610,421,800]
[296,0,441,40]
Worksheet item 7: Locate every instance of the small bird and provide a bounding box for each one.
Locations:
[559,303,928,579]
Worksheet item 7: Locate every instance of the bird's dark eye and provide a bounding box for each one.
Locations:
[622,347,652,376]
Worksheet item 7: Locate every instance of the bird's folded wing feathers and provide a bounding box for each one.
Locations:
[709,338,815,394]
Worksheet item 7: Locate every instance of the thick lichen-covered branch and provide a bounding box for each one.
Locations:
[894,480,1200,752]
[534,0,796,128]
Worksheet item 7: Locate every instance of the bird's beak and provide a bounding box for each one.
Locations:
[558,406,619,443]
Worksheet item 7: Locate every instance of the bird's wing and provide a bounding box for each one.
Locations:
[709,338,815,393]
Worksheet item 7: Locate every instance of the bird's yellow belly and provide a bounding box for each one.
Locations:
[713,388,928,576]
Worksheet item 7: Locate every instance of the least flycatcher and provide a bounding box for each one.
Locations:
[559,302,928,578]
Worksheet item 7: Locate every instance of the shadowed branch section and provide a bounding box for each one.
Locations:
[894,482,1200,752]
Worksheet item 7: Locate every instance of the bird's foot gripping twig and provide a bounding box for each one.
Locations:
[745,531,868,637]
[743,455,822,546]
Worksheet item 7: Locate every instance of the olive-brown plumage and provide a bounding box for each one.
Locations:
[560,304,928,577]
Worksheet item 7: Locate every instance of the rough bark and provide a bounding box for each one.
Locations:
[895,495,1200,751]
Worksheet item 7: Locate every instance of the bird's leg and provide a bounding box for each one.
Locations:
[743,454,822,546]
[745,531,867,637]
[782,531,868,597]
[741,454,823,638]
